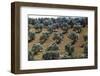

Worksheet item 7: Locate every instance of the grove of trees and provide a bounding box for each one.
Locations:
[28,16,88,60]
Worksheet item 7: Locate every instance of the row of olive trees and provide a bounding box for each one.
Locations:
[28,17,88,43]
[28,17,88,32]
[28,30,87,59]
[28,17,88,27]
[28,33,88,60]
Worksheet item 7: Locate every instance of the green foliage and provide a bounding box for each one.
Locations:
[53,32,63,44]
[73,24,82,33]
[43,51,59,60]
[28,32,35,42]
[47,25,53,34]
[83,42,88,57]
[68,32,79,40]
[31,43,43,55]
[40,32,50,44]
[61,52,72,59]
[61,23,68,34]
[65,43,75,56]
[28,51,34,61]
[47,43,59,51]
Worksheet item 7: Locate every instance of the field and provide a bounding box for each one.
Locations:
[28,16,88,61]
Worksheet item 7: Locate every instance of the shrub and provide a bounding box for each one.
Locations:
[83,42,88,57]
[47,43,59,51]
[65,43,75,56]
[31,43,43,55]
[40,32,50,44]
[47,25,53,34]
[67,32,79,44]
[73,24,82,33]
[28,50,34,61]
[61,23,68,34]
[34,23,43,33]
[28,32,35,42]
[43,51,59,60]
[53,32,64,44]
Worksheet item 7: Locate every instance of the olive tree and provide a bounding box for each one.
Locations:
[40,32,50,44]
[73,24,82,33]
[42,18,53,27]
[28,32,35,42]
[52,23,59,32]
[81,17,88,27]
[28,18,35,25]
[28,50,34,61]
[61,23,68,34]
[65,43,75,57]
[47,43,59,51]
[34,23,43,33]
[60,52,72,59]
[53,32,64,44]
[31,43,43,55]
[67,32,79,45]
[42,51,59,60]
[83,42,88,57]
[67,17,74,28]
[47,25,53,34]
[42,43,60,60]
